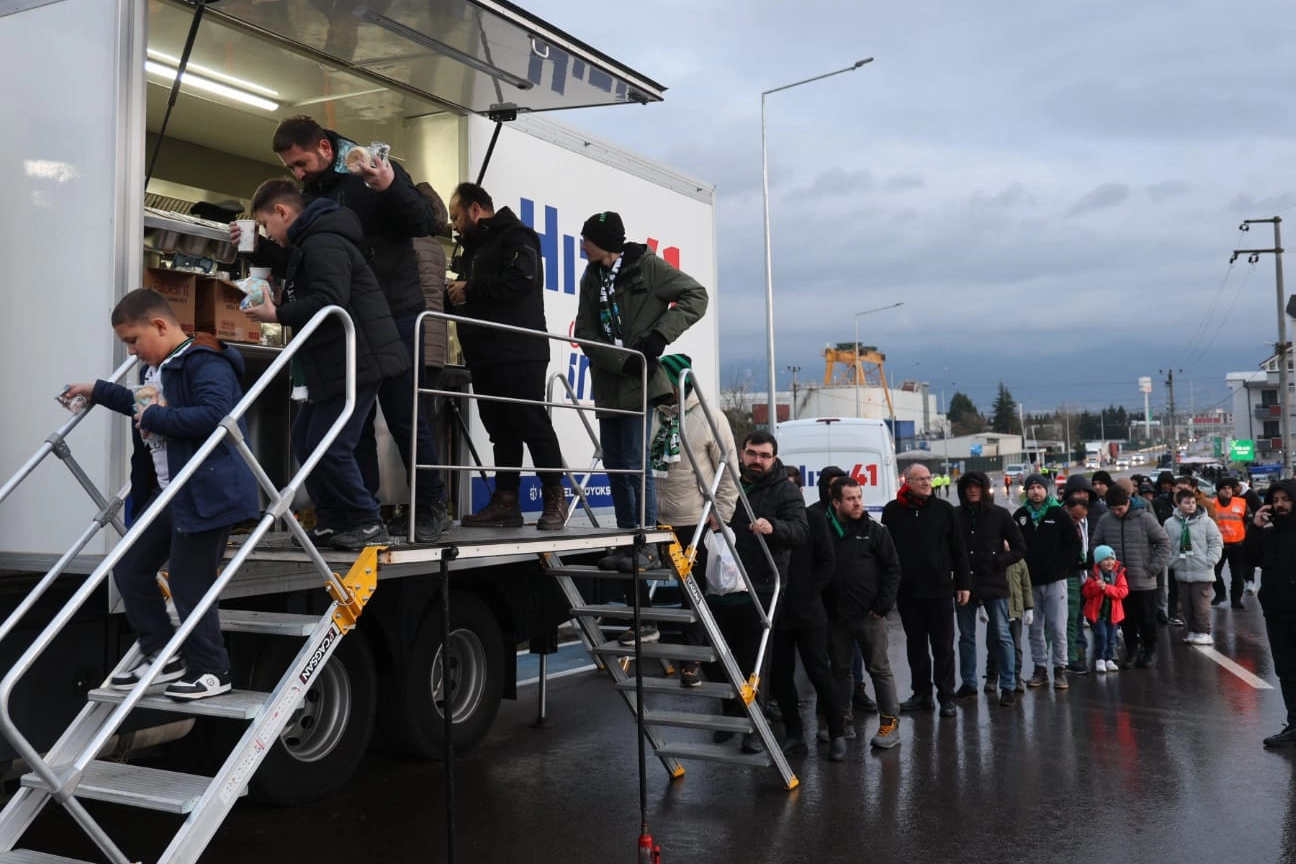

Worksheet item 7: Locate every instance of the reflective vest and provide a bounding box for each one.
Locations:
[1215,496,1248,544]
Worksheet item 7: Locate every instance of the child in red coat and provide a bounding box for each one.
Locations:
[1082,545,1129,673]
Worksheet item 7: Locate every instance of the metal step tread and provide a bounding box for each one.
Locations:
[546,565,678,580]
[87,686,269,720]
[571,604,697,623]
[614,678,738,699]
[21,760,235,814]
[641,709,754,732]
[219,608,320,636]
[588,641,717,662]
[653,742,773,767]
[0,851,97,864]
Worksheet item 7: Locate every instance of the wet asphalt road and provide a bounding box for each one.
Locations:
[18,597,1296,864]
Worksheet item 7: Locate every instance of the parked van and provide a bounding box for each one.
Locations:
[775,418,898,514]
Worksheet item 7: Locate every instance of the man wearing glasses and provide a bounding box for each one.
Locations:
[882,464,972,718]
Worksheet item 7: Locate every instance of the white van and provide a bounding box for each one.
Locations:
[775,418,898,514]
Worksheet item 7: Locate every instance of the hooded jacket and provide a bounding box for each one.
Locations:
[1013,493,1082,586]
[91,335,259,533]
[1092,506,1171,592]
[1081,561,1129,625]
[455,206,550,367]
[275,199,410,401]
[780,500,835,630]
[730,457,808,594]
[824,504,901,621]
[574,243,709,412]
[1062,473,1107,533]
[881,485,972,598]
[651,392,740,527]
[1244,479,1296,617]
[1162,507,1224,582]
[954,472,1026,600]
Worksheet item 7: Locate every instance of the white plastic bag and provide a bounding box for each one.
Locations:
[703,526,746,596]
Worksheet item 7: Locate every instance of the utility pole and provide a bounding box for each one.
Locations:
[1233,217,1290,476]
[787,365,801,420]
[1160,368,1182,452]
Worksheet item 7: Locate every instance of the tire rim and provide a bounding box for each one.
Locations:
[279,661,352,762]
[431,627,488,723]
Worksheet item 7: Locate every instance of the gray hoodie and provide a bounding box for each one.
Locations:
[1162,508,1223,582]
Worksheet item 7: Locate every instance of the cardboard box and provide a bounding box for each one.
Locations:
[143,268,196,335]
[195,278,262,344]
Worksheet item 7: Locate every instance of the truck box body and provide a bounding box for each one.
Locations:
[775,418,898,515]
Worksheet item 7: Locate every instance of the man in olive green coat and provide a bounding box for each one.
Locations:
[575,211,709,576]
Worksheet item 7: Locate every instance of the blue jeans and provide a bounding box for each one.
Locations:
[958,598,1015,690]
[1090,618,1119,661]
[600,413,656,528]
[293,384,381,530]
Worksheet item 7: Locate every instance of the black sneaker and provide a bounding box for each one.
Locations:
[598,551,630,571]
[899,694,935,712]
[617,624,659,646]
[165,671,231,701]
[617,546,663,573]
[291,526,336,549]
[1066,661,1089,676]
[740,732,764,754]
[852,683,877,713]
[679,662,702,688]
[331,522,390,550]
[999,689,1015,707]
[414,505,450,544]
[109,652,185,690]
[954,684,978,700]
[1263,725,1296,748]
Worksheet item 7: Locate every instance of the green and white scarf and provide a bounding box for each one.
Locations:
[650,410,681,477]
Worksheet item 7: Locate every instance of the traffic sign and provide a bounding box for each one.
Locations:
[1229,440,1256,462]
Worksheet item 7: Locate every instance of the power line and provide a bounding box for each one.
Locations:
[1183,259,1257,369]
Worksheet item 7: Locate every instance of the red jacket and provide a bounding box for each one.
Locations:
[1081,563,1129,624]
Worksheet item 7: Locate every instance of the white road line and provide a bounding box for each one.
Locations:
[1192,645,1274,689]
[518,664,597,687]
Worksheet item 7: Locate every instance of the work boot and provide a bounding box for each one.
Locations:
[1053,667,1069,690]
[870,715,901,749]
[898,694,935,712]
[954,683,979,700]
[414,503,450,543]
[999,689,1015,707]
[535,485,569,531]
[460,490,523,528]
[1026,665,1050,688]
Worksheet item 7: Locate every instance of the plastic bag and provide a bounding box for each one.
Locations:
[703,526,746,596]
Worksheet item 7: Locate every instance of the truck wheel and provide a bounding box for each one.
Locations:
[377,592,504,758]
[245,634,376,805]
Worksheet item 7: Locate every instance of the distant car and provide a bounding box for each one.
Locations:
[1003,463,1028,483]
[1084,459,1099,470]
[1116,458,1130,470]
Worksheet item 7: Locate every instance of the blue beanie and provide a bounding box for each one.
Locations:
[1094,545,1116,565]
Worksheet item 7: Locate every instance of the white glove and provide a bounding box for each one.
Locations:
[1022,609,1035,627]
[977,607,988,624]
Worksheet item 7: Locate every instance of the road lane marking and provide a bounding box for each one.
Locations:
[1192,645,1274,689]
[518,664,596,687]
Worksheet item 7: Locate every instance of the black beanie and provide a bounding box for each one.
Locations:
[1091,470,1113,486]
[581,211,625,253]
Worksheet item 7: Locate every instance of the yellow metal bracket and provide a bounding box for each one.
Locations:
[327,545,381,632]
[740,674,760,705]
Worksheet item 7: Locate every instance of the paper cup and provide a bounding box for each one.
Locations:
[236,219,257,253]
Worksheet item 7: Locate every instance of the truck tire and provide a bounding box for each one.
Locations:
[377,592,504,758]
[245,634,377,805]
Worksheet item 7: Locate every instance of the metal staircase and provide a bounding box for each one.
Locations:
[0,307,380,864]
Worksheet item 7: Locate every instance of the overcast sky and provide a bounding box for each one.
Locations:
[531,0,1296,420]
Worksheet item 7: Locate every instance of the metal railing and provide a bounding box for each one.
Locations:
[0,306,360,864]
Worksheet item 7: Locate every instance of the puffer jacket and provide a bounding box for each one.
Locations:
[275,200,410,401]
[574,244,709,412]
[1081,563,1129,624]
[954,472,1026,600]
[412,182,450,369]
[1244,479,1296,617]
[730,458,808,594]
[1005,559,1033,619]
[881,486,972,598]
[455,207,549,367]
[1092,507,1171,591]
[651,393,739,526]
[1162,509,1223,582]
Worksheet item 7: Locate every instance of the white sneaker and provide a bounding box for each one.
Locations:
[1105,660,1119,673]
[1095,660,1108,673]
[165,671,231,701]
[108,652,185,690]
[1196,633,1214,646]
[1245,581,1257,596]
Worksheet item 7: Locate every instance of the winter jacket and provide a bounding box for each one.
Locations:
[1244,479,1296,618]
[730,458,808,594]
[574,244,709,412]
[779,501,835,630]
[651,393,740,527]
[1013,499,1081,586]
[1005,559,1033,620]
[91,335,259,533]
[955,472,1026,600]
[881,486,972,598]
[1081,563,1129,625]
[412,182,450,369]
[455,206,550,368]
[824,506,902,622]
[275,200,410,401]
[1092,508,1171,592]
[1162,509,1223,582]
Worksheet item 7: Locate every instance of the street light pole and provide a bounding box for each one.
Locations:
[763,57,874,429]
[852,301,903,418]
[1233,217,1290,475]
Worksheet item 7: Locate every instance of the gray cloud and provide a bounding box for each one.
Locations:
[884,173,924,192]
[1066,183,1131,217]
[1229,192,1296,215]
[1146,179,1191,202]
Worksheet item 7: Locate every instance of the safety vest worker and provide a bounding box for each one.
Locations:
[1213,493,1248,545]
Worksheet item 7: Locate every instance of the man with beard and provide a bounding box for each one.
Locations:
[1245,480,1296,748]
[706,430,807,754]
[954,472,1026,706]
[447,183,567,530]
[1212,477,1252,609]
[882,464,972,718]
[1016,474,1082,689]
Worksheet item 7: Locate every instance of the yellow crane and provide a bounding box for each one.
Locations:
[823,343,894,419]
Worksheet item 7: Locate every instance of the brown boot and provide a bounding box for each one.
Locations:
[460,490,523,528]
[535,485,569,531]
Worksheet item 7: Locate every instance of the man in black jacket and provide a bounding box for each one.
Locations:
[826,477,903,748]
[447,183,567,530]
[1245,480,1296,748]
[882,464,972,717]
[772,468,846,761]
[1017,474,1083,687]
[954,472,1026,706]
[706,430,808,754]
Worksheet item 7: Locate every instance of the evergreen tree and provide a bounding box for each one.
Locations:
[990,382,1019,434]
[947,392,986,435]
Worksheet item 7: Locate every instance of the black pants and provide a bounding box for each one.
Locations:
[1121,588,1160,657]
[772,626,843,738]
[896,595,957,703]
[1214,543,1246,602]
[470,361,564,491]
[1264,614,1296,726]
[703,593,769,717]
